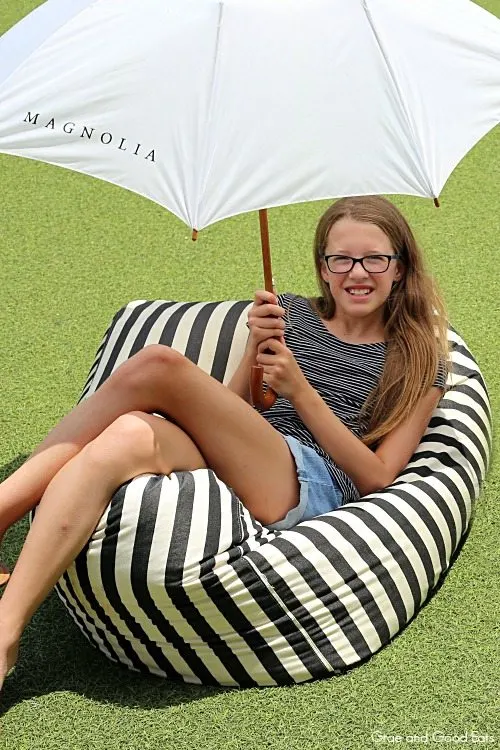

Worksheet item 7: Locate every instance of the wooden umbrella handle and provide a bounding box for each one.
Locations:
[250,208,278,410]
[250,363,277,410]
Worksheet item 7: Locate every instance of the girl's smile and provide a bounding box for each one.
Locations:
[344,285,375,299]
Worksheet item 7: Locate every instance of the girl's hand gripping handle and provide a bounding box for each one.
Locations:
[247,288,285,410]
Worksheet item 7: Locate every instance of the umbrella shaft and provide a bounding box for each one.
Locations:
[259,209,274,293]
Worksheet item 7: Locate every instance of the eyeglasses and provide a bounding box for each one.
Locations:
[323,254,400,274]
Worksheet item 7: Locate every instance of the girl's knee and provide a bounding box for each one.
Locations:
[113,345,186,395]
[130,344,185,378]
[83,412,155,469]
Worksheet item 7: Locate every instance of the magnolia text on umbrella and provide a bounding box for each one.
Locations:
[24,111,157,162]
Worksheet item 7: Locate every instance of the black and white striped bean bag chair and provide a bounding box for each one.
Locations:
[56,299,491,687]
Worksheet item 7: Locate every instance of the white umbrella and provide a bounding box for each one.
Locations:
[1,0,499,228]
[1,0,499,407]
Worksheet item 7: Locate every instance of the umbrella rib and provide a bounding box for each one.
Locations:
[192,1,225,230]
[360,0,438,201]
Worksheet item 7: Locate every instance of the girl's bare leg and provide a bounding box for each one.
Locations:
[0,345,299,535]
[0,411,207,691]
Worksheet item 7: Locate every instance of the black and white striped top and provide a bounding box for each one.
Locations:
[261,293,447,504]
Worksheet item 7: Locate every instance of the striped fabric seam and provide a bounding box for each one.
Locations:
[230,552,337,677]
[248,539,374,665]
[241,552,338,678]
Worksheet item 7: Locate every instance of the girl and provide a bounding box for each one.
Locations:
[0,196,448,691]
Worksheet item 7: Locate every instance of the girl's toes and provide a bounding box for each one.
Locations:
[0,563,10,587]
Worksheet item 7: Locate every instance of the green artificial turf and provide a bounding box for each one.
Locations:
[0,1,499,748]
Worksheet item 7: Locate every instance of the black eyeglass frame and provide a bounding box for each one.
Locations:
[323,254,400,274]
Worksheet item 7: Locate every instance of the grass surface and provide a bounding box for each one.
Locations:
[0,1,499,748]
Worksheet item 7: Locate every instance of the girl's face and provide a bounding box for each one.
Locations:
[321,218,403,321]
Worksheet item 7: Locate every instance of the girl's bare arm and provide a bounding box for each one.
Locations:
[291,383,443,497]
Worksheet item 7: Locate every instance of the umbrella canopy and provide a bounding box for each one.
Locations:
[0,0,499,233]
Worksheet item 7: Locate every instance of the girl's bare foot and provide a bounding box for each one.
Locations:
[0,563,10,587]
[0,528,11,585]
[0,638,19,693]
[0,531,10,585]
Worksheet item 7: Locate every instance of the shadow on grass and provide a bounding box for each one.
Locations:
[0,454,229,713]
[1,592,229,715]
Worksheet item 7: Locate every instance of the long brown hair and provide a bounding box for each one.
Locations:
[310,196,449,447]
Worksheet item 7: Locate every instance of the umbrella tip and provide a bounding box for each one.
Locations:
[191,229,198,241]
[433,197,440,208]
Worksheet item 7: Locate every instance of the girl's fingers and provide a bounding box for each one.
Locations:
[255,334,284,345]
[254,289,278,305]
[261,337,281,352]
[252,305,284,319]
[253,291,284,317]
[257,356,278,367]
[257,340,284,359]
[249,320,285,333]
[249,307,285,326]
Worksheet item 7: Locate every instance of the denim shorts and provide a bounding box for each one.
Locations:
[267,435,344,531]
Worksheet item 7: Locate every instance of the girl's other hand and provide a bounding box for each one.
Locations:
[247,290,286,350]
[256,338,308,401]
